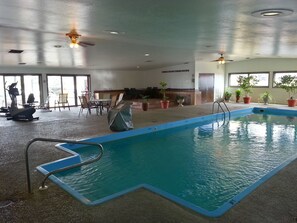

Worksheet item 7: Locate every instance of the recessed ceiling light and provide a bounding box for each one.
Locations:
[110,31,119,35]
[104,30,119,35]
[54,45,62,48]
[145,60,152,63]
[144,53,150,57]
[251,8,293,17]
[19,62,26,65]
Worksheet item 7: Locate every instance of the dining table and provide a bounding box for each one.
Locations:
[90,98,112,115]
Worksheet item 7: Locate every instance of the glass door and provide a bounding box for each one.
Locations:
[47,76,62,107]
[76,76,90,100]
[23,75,41,106]
[0,76,4,107]
[62,76,75,105]
[4,75,22,107]
[47,75,90,107]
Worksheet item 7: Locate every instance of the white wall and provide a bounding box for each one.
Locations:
[138,62,195,89]
[90,70,142,90]
[225,58,297,104]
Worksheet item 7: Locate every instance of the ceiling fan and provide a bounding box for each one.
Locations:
[65,29,95,48]
[212,53,233,64]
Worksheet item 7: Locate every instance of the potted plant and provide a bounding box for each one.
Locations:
[176,95,185,107]
[235,89,241,103]
[141,95,149,111]
[274,75,297,107]
[237,76,259,104]
[159,81,170,109]
[260,91,272,105]
[224,89,232,102]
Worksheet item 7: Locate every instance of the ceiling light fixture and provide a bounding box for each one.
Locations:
[66,29,81,48]
[214,54,225,64]
[110,31,119,35]
[144,53,150,56]
[251,8,293,17]
[104,30,120,35]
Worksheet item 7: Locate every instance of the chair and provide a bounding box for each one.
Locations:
[94,92,100,100]
[115,93,124,106]
[55,93,70,111]
[78,96,98,117]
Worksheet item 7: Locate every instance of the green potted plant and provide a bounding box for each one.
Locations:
[260,91,272,105]
[176,95,185,107]
[235,89,241,103]
[159,81,170,109]
[237,76,259,104]
[274,75,297,107]
[141,95,149,111]
[224,89,232,102]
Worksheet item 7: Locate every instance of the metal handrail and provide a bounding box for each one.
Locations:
[212,98,231,122]
[25,137,104,193]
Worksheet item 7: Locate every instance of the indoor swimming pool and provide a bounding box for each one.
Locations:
[37,107,297,217]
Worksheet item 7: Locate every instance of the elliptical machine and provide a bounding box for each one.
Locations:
[6,82,39,121]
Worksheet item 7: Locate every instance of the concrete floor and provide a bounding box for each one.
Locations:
[0,103,297,223]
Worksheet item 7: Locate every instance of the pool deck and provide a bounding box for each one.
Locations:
[0,102,297,223]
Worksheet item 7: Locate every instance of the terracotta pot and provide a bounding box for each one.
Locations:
[236,96,240,103]
[160,100,170,109]
[287,99,297,107]
[243,96,251,104]
[142,102,149,111]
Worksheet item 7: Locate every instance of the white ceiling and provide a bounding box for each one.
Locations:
[0,0,297,70]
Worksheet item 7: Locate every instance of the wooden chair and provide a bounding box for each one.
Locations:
[55,93,70,111]
[78,96,98,117]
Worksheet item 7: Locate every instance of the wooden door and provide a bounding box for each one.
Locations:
[199,73,214,103]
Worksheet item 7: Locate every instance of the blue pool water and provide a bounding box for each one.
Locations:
[38,107,297,217]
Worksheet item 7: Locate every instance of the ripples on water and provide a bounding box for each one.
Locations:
[56,114,297,211]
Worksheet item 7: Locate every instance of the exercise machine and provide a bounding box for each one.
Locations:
[6,82,39,121]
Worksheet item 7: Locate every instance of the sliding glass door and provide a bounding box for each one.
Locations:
[23,75,41,106]
[47,75,90,107]
[0,76,5,107]
[4,75,22,107]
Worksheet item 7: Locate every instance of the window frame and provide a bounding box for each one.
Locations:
[228,72,270,87]
[273,71,297,88]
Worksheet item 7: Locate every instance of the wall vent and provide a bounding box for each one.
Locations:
[161,69,189,73]
[9,49,24,54]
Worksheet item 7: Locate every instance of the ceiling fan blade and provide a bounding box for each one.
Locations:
[79,41,95,46]
[78,42,88,47]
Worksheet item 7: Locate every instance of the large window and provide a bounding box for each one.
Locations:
[0,74,41,108]
[47,75,90,107]
[273,72,297,87]
[229,72,269,87]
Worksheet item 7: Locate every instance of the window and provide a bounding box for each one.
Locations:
[229,73,248,86]
[47,74,90,107]
[229,72,269,87]
[273,72,297,87]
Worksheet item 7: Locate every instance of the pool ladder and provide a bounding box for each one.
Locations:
[25,137,104,193]
[212,98,231,123]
